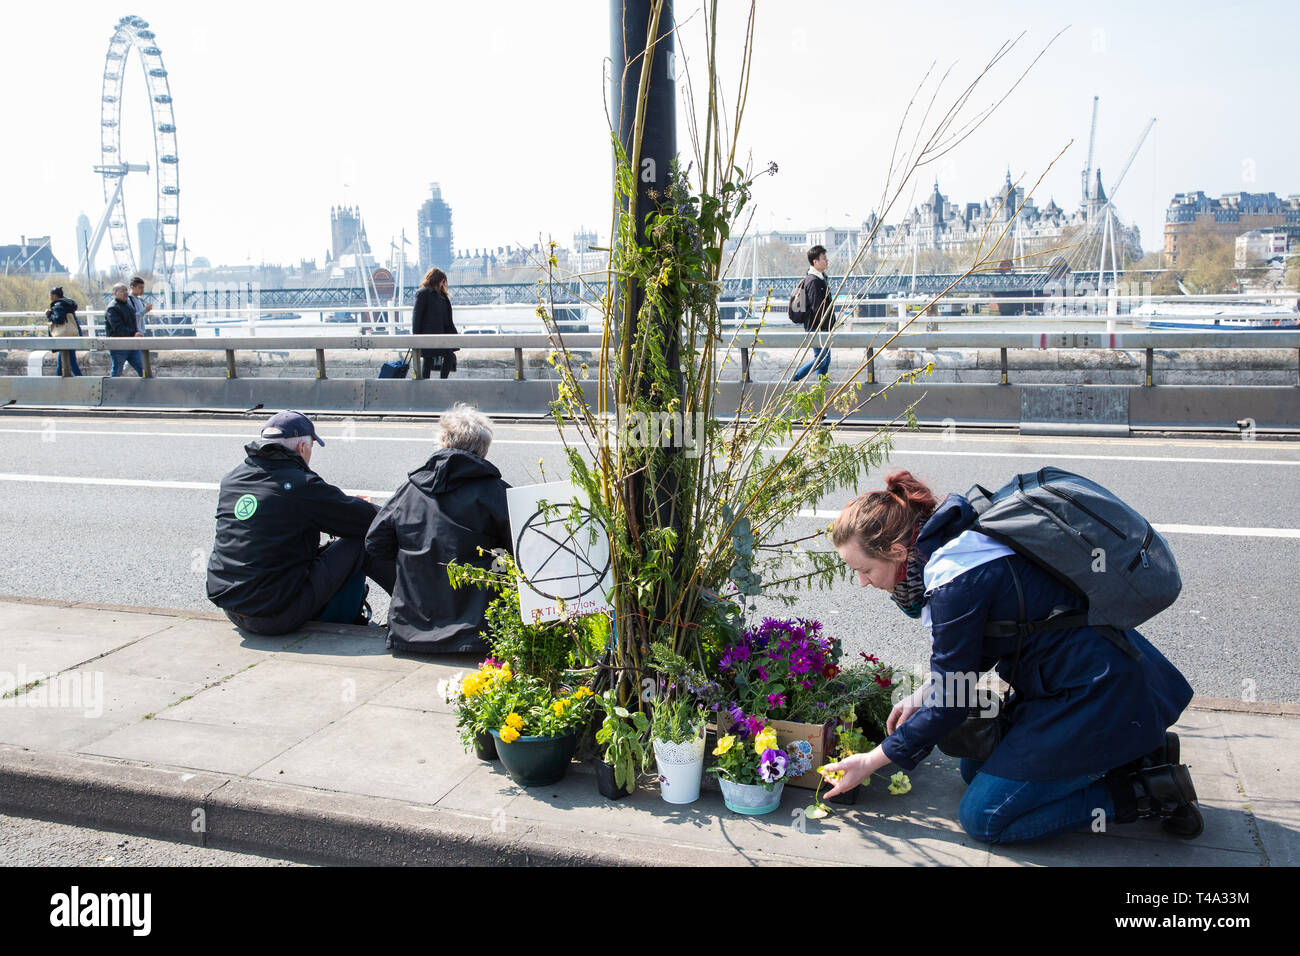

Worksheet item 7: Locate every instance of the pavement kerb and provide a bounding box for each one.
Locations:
[0,744,758,867]
[2,597,1297,865]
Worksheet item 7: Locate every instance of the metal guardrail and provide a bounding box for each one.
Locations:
[6,330,1300,388]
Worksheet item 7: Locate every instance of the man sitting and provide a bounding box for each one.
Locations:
[366,404,512,654]
[207,410,395,635]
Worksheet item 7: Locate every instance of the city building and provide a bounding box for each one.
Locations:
[1164,191,1300,267]
[1235,225,1300,269]
[417,184,454,273]
[329,205,370,261]
[861,171,1142,265]
[137,218,159,274]
[0,236,67,275]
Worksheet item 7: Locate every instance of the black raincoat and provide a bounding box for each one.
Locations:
[365,447,512,654]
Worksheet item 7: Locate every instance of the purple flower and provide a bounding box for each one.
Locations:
[767,693,786,709]
[727,702,746,725]
[743,716,765,738]
[757,665,770,682]
[759,749,788,783]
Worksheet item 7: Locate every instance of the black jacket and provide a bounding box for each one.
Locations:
[801,270,835,333]
[104,299,138,338]
[412,286,459,350]
[46,296,80,328]
[206,441,379,618]
[365,447,512,654]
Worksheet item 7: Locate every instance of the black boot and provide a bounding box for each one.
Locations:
[1104,762,1203,839]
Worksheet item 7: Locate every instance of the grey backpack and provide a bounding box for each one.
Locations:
[966,466,1182,659]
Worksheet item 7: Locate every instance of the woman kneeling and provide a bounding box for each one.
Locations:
[821,470,1203,844]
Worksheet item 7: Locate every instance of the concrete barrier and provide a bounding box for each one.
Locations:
[4,375,1295,432]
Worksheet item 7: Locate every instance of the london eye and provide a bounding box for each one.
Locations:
[82,14,180,282]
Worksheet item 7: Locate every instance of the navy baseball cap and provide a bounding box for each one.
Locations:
[261,410,325,446]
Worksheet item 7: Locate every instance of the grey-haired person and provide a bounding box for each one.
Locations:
[366,404,512,654]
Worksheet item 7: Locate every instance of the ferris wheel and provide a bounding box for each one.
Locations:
[82,14,180,281]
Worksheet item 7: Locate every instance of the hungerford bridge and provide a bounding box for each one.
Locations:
[175,269,1162,312]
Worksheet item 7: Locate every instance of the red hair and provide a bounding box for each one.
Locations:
[831,470,938,559]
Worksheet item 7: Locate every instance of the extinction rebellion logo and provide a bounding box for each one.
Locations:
[234,494,258,520]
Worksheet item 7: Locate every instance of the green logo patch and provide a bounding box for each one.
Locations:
[234,494,258,520]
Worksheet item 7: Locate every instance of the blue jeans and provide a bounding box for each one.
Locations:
[792,347,830,382]
[110,349,144,377]
[55,349,82,376]
[957,757,1116,844]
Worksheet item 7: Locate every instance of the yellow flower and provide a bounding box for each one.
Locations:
[754,727,779,755]
[499,665,513,681]
[571,686,593,699]
[713,734,735,756]
[461,673,483,697]
[499,725,520,743]
[505,712,525,731]
[551,700,569,717]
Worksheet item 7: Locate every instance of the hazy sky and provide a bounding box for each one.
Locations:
[4,0,1297,274]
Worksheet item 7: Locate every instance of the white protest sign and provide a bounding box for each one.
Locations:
[506,481,613,624]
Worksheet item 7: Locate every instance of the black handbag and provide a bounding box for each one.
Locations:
[936,559,1028,762]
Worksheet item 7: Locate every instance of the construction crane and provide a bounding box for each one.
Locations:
[1081,95,1099,210]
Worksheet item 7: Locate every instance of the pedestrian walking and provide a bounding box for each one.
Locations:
[791,245,835,382]
[45,286,83,377]
[411,267,459,379]
[128,276,153,336]
[104,282,144,377]
[822,469,1203,844]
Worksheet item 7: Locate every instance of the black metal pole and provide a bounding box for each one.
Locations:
[611,0,684,646]
[611,0,676,249]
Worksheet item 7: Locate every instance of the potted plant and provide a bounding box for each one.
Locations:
[714,618,875,788]
[486,677,597,787]
[594,689,651,800]
[709,722,808,815]
[440,659,514,761]
[647,643,716,805]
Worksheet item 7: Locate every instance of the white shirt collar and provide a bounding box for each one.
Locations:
[807,265,825,279]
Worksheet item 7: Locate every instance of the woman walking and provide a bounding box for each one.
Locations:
[822,469,1203,845]
[411,268,459,380]
[46,286,83,376]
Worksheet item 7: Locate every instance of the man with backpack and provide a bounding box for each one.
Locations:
[790,244,835,382]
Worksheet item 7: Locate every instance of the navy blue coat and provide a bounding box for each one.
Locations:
[880,495,1194,781]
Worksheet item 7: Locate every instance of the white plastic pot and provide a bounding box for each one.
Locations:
[653,734,706,805]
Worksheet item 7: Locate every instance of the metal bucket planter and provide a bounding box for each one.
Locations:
[490,728,577,787]
[718,778,785,816]
[653,735,706,805]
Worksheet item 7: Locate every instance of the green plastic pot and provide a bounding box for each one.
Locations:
[490,727,578,787]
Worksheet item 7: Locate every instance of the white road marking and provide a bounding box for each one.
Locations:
[0,472,1295,538]
[0,427,1296,466]
[0,473,393,500]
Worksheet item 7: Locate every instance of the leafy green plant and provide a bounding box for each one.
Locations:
[595,689,652,790]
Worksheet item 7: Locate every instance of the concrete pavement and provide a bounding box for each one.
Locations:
[1,596,1296,866]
